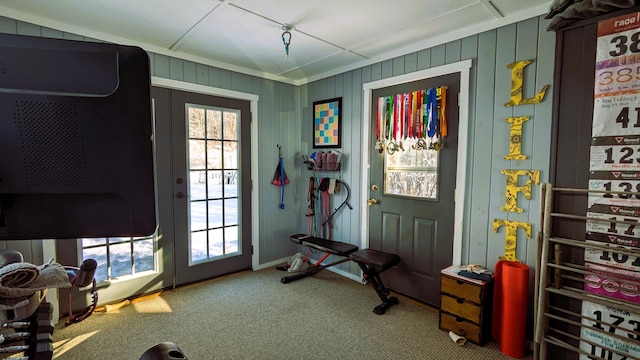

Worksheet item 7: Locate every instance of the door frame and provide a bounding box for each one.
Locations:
[360,59,472,265]
[151,77,260,271]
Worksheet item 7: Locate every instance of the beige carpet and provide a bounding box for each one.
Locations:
[51,268,533,359]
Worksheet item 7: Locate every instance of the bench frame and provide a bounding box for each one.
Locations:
[280,234,358,284]
[280,234,400,314]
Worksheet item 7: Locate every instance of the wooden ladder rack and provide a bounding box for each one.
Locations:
[535,183,640,360]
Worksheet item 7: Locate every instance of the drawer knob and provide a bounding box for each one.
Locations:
[456,316,465,322]
[456,298,464,304]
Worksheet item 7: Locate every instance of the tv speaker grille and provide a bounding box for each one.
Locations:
[13,100,87,188]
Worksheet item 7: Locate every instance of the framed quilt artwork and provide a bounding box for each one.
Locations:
[313,97,341,148]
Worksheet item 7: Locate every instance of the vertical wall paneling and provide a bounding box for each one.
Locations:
[445,40,462,63]
[183,61,197,84]
[430,44,446,67]
[169,57,184,81]
[487,24,517,268]
[196,63,208,86]
[417,48,431,71]
[0,16,17,33]
[208,67,222,88]
[466,29,496,266]
[404,52,418,73]
[16,21,41,36]
[392,56,405,76]
[154,54,170,79]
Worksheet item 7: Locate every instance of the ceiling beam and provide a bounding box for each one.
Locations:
[479,0,503,19]
[169,0,228,51]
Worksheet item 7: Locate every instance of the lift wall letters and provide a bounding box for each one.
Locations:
[493,59,549,262]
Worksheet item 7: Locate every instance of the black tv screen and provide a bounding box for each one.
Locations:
[0,34,157,240]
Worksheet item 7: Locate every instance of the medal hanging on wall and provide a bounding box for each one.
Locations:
[375,86,447,154]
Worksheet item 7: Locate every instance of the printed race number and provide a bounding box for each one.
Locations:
[580,301,640,360]
[595,66,640,96]
[591,145,640,171]
[588,179,640,208]
[586,211,640,238]
[593,99,640,137]
[585,240,640,270]
[609,32,640,57]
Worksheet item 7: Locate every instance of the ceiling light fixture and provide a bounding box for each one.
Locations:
[281,25,292,58]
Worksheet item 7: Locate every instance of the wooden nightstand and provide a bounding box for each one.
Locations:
[439,265,493,345]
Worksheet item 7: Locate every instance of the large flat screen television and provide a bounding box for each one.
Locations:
[0,34,157,240]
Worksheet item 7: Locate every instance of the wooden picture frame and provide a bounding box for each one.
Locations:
[313,97,342,148]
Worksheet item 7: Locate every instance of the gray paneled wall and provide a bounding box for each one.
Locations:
[0,14,556,281]
[301,15,555,279]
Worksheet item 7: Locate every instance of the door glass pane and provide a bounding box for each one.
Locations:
[225,226,239,253]
[191,170,206,201]
[188,108,205,138]
[224,141,238,169]
[190,231,207,262]
[208,228,224,257]
[206,109,222,139]
[207,140,222,169]
[186,103,241,264]
[189,140,206,170]
[208,200,223,228]
[223,112,238,140]
[190,201,207,231]
[385,138,439,199]
[208,170,223,199]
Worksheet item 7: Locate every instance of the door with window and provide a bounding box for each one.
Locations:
[57,86,252,310]
[368,73,460,306]
[170,89,252,285]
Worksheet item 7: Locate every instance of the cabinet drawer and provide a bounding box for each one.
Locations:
[440,275,482,303]
[439,311,483,345]
[440,294,482,324]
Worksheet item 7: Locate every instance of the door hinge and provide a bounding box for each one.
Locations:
[251,245,254,255]
[458,93,460,107]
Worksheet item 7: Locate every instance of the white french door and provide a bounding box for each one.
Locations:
[170,89,252,285]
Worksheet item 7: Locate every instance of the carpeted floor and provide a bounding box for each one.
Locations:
[51,268,533,359]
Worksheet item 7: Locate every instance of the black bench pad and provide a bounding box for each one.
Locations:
[290,234,358,256]
[349,249,400,273]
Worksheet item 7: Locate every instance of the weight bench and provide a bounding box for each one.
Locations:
[281,234,359,284]
[281,234,401,314]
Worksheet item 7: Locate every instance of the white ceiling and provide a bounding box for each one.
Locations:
[0,0,552,85]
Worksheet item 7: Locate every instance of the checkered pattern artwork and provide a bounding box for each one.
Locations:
[313,98,341,148]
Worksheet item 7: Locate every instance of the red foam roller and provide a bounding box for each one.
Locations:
[499,261,529,358]
[491,260,508,342]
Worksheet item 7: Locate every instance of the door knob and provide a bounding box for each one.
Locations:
[176,191,186,199]
[367,198,378,206]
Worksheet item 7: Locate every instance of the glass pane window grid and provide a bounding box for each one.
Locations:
[187,104,240,264]
[81,235,156,283]
[384,138,439,199]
